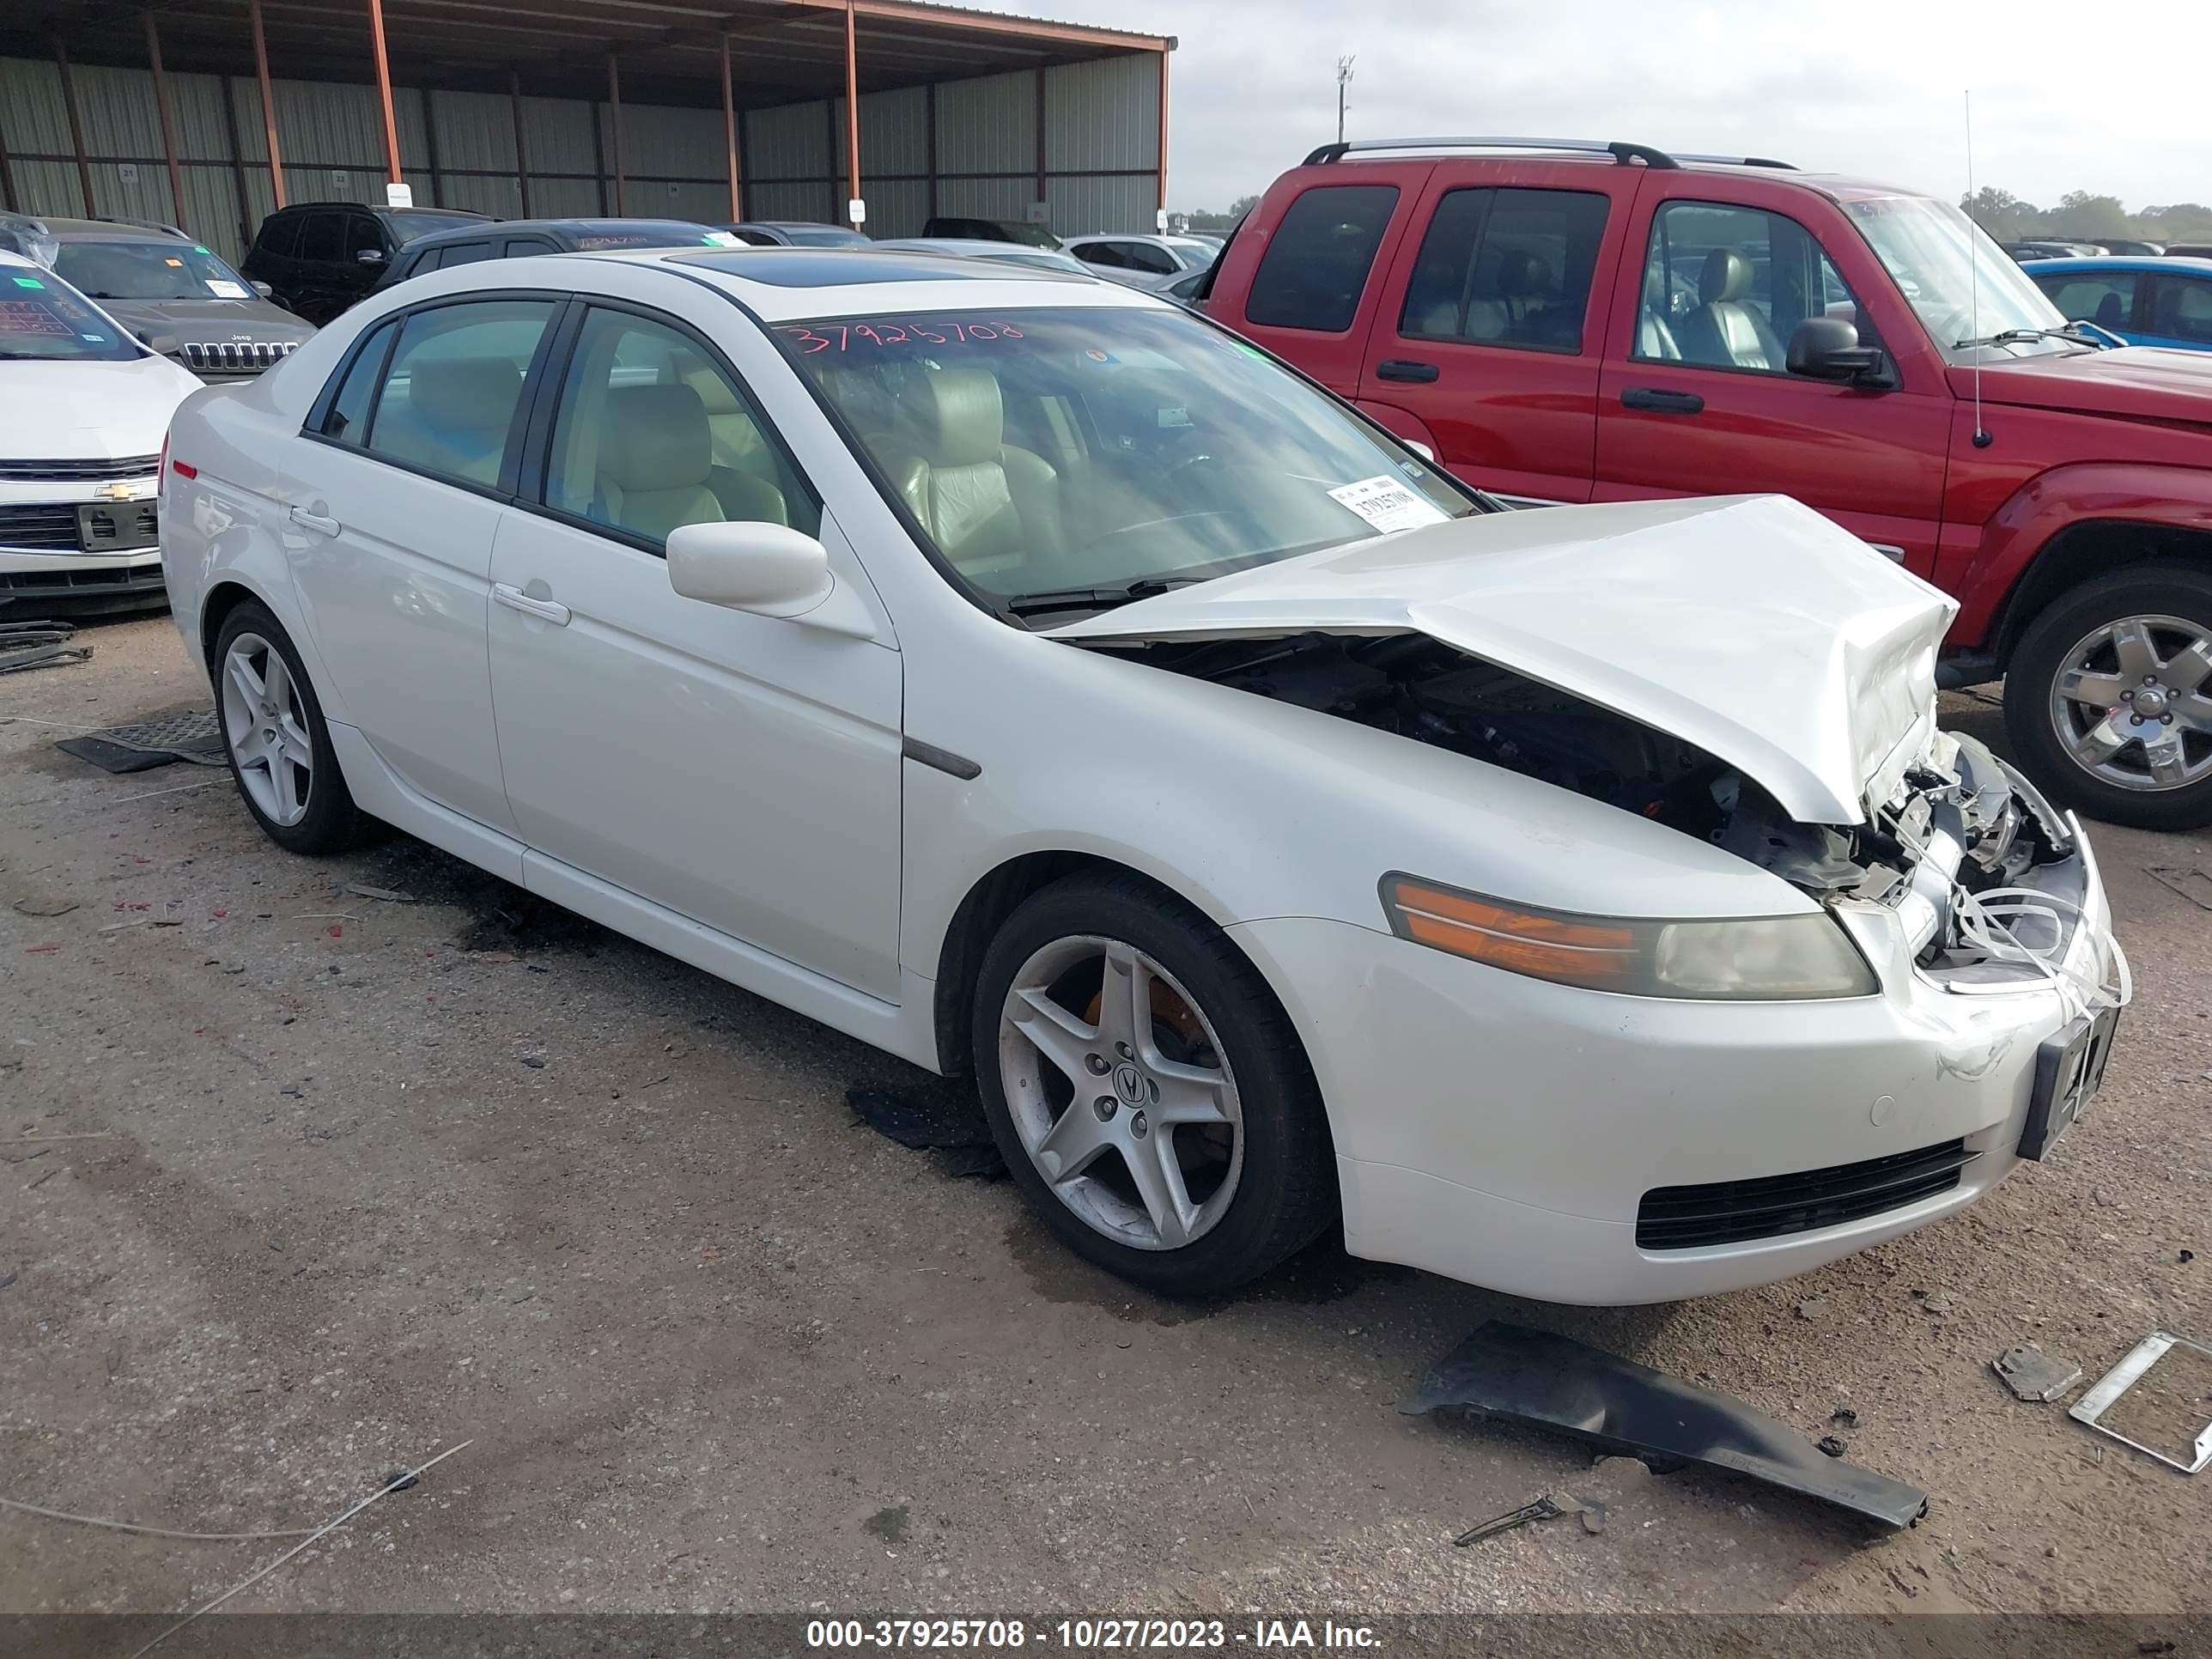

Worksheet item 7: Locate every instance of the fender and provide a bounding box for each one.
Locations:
[1946,462,2212,647]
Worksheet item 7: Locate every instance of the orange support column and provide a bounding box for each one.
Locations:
[251,0,286,208]
[720,33,741,222]
[143,11,189,230]
[842,0,861,228]
[366,0,403,186]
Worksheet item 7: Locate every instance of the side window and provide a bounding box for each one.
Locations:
[1123,242,1179,276]
[344,215,386,261]
[2039,271,2137,328]
[362,299,557,487]
[1073,241,1125,269]
[503,238,556,258]
[432,241,494,270]
[542,307,819,548]
[258,215,299,258]
[1398,186,1609,353]
[1636,200,1876,374]
[318,319,396,444]
[296,212,342,263]
[1244,185,1399,332]
[2150,277,2212,343]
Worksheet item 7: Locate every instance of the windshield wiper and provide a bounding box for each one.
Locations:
[1954,325,2110,351]
[1006,576,1207,619]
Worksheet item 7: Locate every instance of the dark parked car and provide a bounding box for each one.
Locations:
[2166,242,2212,260]
[376,218,733,289]
[720,221,870,247]
[241,201,488,324]
[921,216,1061,248]
[2002,239,2109,261]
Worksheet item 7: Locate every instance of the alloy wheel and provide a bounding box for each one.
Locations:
[2048,613,2212,793]
[220,631,314,826]
[996,934,1243,1251]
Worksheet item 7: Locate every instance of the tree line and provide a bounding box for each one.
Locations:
[1963,187,2212,245]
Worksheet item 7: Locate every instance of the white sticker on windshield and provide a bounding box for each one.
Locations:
[204,278,250,299]
[1328,474,1450,535]
[701,230,744,247]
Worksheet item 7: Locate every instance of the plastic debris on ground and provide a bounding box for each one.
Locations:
[847,1087,1007,1181]
[1402,1320,1929,1528]
[1993,1343,2083,1402]
[0,620,92,674]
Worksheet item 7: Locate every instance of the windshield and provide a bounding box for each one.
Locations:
[0,265,139,362]
[783,226,872,247]
[1843,195,2076,361]
[54,237,253,301]
[387,212,477,244]
[777,305,1477,613]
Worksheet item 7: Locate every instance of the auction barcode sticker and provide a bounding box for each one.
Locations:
[1328,473,1450,535]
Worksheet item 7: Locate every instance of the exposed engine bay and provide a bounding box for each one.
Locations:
[1116,630,2084,973]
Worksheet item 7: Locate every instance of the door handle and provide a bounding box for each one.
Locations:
[1620,386,1705,414]
[1376,358,1441,383]
[493,581,571,626]
[288,505,340,536]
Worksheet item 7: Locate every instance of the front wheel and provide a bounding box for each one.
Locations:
[2006,563,2212,830]
[971,872,1337,1296]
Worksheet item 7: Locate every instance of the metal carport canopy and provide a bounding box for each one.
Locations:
[8,0,1170,110]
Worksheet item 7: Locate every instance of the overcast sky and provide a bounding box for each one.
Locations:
[1062,0,2212,213]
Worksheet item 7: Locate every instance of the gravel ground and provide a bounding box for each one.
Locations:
[2,617,2208,1621]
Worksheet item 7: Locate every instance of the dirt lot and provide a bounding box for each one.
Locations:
[3,616,2209,1622]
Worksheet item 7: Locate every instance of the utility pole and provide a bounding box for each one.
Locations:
[1335,55,1354,144]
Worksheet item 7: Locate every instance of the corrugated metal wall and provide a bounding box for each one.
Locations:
[1,49,1163,262]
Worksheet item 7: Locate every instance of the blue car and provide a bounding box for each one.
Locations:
[2023,256,2212,351]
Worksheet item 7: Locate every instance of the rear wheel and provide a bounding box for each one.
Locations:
[214,601,368,854]
[2006,564,2212,830]
[972,872,1336,1296]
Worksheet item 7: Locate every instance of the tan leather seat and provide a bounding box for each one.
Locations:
[377,356,521,483]
[1637,263,1681,361]
[597,384,782,544]
[1680,249,1784,370]
[880,368,1062,573]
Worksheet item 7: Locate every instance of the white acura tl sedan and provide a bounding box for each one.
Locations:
[161,248,2128,1304]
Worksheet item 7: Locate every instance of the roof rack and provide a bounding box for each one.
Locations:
[1301,137,1795,171]
[95,216,191,240]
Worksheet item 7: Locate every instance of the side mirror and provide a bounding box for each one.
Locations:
[1787,316,1892,386]
[356,247,386,266]
[667,520,833,617]
[250,279,274,299]
[136,328,180,355]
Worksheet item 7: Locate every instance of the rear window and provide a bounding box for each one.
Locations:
[1243,185,1398,332]
[1398,187,1610,353]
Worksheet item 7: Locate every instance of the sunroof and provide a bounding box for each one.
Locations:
[669,249,1017,287]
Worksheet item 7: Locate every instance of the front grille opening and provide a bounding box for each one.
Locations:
[1637,1139,1978,1250]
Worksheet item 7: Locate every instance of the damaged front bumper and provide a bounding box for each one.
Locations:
[1228,827,2124,1306]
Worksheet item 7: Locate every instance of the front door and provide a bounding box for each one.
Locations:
[1592,190,1952,574]
[277,293,563,831]
[485,299,904,997]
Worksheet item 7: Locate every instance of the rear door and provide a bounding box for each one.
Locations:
[1591,178,1953,574]
[1209,164,1430,397]
[1354,163,1638,504]
[279,291,564,831]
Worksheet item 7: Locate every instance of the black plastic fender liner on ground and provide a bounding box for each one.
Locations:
[1401,1321,1929,1530]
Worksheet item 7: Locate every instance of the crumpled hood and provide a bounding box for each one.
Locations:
[1049,494,1959,825]
[1951,345,2212,429]
[0,356,202,456]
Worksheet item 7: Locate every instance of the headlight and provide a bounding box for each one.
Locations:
[1379,874,1879,1000]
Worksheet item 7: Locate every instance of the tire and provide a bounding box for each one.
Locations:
[971,870,1337,1296]
[211,600,368,854]
[2005,562,2212,831]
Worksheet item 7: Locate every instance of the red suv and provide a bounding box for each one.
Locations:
[1205,137,2212,829]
